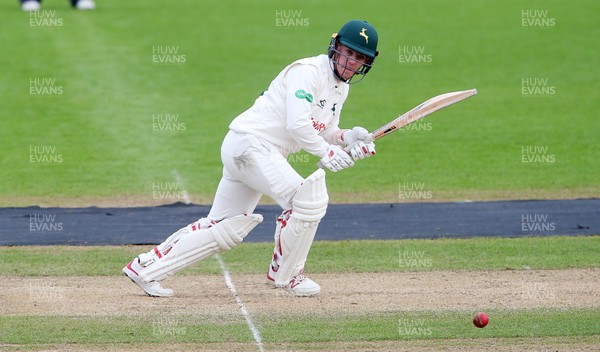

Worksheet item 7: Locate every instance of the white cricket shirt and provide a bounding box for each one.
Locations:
[229,54,349,158]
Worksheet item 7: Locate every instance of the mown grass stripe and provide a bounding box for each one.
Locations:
[1,236,598,277]
[1,308,598,345]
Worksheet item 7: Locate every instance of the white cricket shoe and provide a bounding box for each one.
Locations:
[267,264,320,297]
[21,0,41,11]
[75,0,96,10]
[123,258,174,297]
[283,274,321,297]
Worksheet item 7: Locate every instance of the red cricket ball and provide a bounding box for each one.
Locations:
[473,312,489,328]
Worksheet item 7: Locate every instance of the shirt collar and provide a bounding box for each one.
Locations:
[322,55,347,92]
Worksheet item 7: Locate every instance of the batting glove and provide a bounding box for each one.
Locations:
[320,145,354,172]
[348,140,376,161]
[342,126,372,146]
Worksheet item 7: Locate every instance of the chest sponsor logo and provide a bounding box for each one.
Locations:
[295,89,314,103]
[310,117,326,132]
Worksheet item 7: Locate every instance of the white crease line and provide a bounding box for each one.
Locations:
[215,254,265,352]
[173,170,191,204]
[174,172,262,349]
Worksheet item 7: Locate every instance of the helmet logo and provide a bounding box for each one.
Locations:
[359,28,369,43]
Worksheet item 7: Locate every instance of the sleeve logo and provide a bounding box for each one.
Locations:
[294,89,314,103]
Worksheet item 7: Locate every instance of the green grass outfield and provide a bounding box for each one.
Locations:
[1,0,599,350]
[1,236,598,276]
[1,0,599,205]
[2,310,599,346]
[1,237,599,350]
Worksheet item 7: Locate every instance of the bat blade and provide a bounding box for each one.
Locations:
[370,88,477,140]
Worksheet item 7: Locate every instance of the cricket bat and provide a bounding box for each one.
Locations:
[368,88,477,142]
[317,88,477,169]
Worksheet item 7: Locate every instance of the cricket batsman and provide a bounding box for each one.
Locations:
[123,20,379,297]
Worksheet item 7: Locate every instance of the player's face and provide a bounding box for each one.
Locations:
[334,44,368,80]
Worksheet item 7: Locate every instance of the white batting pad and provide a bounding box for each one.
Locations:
[139,214,263,282]
[275,169,328,286]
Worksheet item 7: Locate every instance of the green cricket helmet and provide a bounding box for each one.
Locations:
[328,20,379,83]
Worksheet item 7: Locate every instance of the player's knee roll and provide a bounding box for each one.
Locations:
[212,215,258,250]
[291,168,328,222]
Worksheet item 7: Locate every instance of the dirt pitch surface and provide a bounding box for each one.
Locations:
[2,268,599,351]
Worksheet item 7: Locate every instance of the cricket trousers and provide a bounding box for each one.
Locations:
[207,130,304,221]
